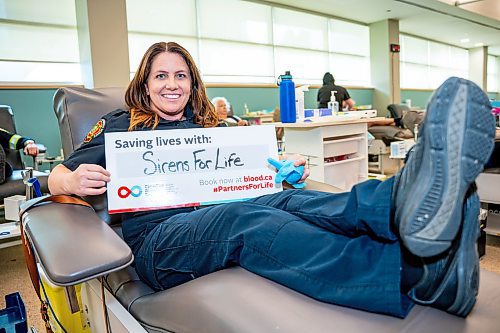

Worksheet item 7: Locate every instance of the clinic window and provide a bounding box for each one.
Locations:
[0,0,81,84]
[126,0,371,87]
[400,35,468,89]
[487,55,498,93]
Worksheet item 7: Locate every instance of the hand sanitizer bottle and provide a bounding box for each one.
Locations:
[327,90,339,115]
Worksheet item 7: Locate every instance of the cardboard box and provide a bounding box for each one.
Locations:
[4,195,26,221]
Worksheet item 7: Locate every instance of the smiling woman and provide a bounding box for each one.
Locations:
[146,52,192,121]
[125,42,219,131]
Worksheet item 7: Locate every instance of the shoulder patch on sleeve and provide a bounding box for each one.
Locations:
[83,119,106,143]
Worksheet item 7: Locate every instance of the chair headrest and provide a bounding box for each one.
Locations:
[0,105,25,169]
[53,87,127,224]
[387,104,411,128]
[0,105,15,133]
[53,87,127,157]
[387,104,411,120]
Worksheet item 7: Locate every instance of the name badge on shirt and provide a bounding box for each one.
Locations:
[105,126,281,214]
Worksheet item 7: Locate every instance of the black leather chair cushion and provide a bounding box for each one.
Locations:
[105,266,500,333]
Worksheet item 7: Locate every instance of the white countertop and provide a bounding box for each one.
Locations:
[273,117,386,128]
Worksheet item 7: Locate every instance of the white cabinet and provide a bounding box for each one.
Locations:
[477,169,500,235]
[277,118,380,191]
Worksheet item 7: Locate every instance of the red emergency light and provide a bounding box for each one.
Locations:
[390,44,401,53]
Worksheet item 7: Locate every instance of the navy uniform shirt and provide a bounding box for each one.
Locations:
[0,128,33,151]
[63,108,203,253]
[1,128,34,178]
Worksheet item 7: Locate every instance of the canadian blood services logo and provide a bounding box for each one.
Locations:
[118,185,143,198]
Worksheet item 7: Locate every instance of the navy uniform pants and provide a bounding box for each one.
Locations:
[134,178,413,318]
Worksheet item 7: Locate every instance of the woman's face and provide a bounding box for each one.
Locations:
[215,99,228,119]
[146,52,192,121]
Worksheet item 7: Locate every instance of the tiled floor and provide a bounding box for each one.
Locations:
[482,235,500,274]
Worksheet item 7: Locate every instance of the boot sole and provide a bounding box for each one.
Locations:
[399,77,495,257]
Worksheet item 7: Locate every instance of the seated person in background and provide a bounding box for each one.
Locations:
[227,103,249,126]
[48,41,496,319]
[368,104,424,145]
[0,128,39,184]
[317,72,356,110]
[212,96,248,126]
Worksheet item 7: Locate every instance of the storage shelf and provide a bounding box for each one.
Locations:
[324,155,365,167]
[0,222,21,240]
[485,227,500,237]
[323,136,364,145]
[283,119,371,191]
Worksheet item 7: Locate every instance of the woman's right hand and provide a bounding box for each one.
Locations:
[48,163,110,197]
[69,164,111,196]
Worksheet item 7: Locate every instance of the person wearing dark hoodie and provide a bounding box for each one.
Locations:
[317,72,356,110]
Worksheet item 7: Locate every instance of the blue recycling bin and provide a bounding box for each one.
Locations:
[0,292,28,333]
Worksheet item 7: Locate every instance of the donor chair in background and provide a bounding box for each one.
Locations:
[20,87,500,333]
[0,105,49,207]
[1,105,49,249]
[368,104,424,174]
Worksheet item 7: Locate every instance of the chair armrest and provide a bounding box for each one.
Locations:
[35,143,47,154]
[305,179,343,193]
[21,201,133,286]
[283,179,343,193]
[20,179,336,286]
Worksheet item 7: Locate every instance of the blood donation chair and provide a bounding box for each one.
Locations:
[368,104,422,143]
[368,104,424,174]
[20,87,500,333]
[0,105,48,206]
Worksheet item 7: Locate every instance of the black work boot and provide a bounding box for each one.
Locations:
[409,189,480,317]
[394,77,496,257]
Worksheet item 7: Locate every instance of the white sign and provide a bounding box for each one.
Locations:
[105,126,281,214]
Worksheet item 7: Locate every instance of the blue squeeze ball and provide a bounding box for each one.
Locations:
[267,158,306,189]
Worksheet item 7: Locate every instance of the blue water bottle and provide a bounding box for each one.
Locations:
[277,71,296,123]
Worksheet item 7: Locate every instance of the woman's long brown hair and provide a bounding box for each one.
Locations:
[125,42,219,130]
